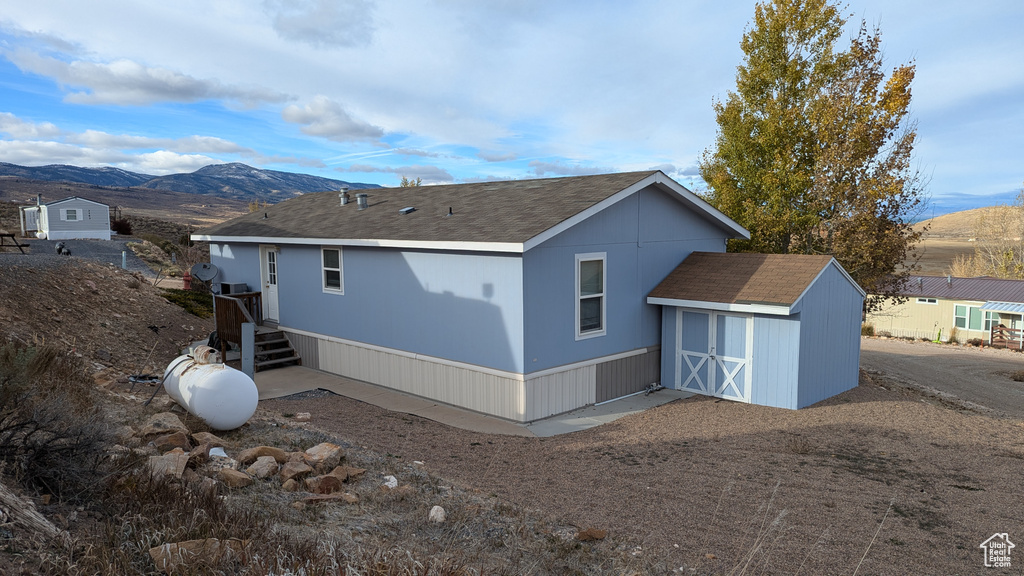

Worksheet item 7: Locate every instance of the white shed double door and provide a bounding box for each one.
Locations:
[674,309,753,403]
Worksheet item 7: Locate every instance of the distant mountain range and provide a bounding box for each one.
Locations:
[0,162,377,203]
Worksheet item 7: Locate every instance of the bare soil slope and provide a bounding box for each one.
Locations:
[0,252,213,378]
[265,372,1024,575]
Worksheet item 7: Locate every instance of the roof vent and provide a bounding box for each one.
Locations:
[356,193,368,211]
[339,187,350,206]
[947,274,952,287]
[446,207,453,217]
[399,206,415,215]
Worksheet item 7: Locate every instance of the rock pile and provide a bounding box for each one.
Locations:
[138,412,366,502]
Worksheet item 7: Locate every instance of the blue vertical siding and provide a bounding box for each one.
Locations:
[523,186,730,372]
[211,243,525,373]
[794,265,864,408]
[751,315,801,409]
[210,243,262,293]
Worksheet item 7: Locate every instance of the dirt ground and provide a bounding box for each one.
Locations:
[265,367,1024,574]
[911,238,976,276]
[861,336,1024,419]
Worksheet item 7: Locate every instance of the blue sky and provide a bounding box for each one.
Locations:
[0,1,1020,216]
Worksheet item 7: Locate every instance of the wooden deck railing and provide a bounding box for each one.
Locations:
[990,325,1024,350]
[214,292,263,357]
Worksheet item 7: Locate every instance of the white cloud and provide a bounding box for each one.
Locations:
[5,49,289,106]
[528,160,615,177]
[128,150,222,175]
[67,130,250,153]
[392,148,442,158]
[0,113,61,139]
[0,139,216,174]
[264,0,376,48]
[477,150,517,162]
[340,163,453,184]
[282,95,384,143]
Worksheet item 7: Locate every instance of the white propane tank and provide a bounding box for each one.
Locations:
[35,231,46,239]
[162,346,258,430]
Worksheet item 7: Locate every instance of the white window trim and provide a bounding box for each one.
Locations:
[575,252,606,340]
[60,208,79,221]
[916,297,937,305]
[954,304,995,331]
[321,246,344,295]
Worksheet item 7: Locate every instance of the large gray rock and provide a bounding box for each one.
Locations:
[140,413,188,437]
[245,456,279,479]
[303,443,344,471]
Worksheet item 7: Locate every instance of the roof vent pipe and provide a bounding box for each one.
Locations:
[339,185,350,205]
[356,193,368,211]
[947,274,952,287]
[36,194,42,206]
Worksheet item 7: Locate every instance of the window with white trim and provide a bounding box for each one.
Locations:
[954,305,997,331]
[321,247,344,294]
[916,297,937,305]
[576,253,606,339]
[61,208,79,221]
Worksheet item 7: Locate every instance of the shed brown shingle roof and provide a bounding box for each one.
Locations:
[648,252,836,307]
[194,171,747,248]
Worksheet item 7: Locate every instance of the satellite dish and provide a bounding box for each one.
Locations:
[191,262,219,282]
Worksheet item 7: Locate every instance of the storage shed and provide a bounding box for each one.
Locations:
[647,252,865,409]
[19,196,111,240]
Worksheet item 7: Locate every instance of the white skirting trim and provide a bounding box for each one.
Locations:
[281,325,651,422]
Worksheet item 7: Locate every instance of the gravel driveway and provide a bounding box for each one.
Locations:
[17,237,157,278]
[860,336,1024,418]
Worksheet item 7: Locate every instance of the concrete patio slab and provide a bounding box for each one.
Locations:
[253,365,692,438]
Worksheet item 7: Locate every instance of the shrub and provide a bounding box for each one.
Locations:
[966,338,983,347]
[1011,371,1024,382]
[110,218,133,236]
[861,324,875,337]
[0,343,125,500]
[139,233,176,254]
[159,288,214,318]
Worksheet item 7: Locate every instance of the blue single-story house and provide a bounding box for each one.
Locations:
[194,171,863,420]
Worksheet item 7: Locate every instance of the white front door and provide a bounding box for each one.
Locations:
[675,309,752,403]
[260,245,280,322]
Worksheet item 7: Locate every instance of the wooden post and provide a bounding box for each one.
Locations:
[0,481,69,545]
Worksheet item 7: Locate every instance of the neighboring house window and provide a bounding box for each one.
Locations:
[954,305,996,331]
[576,252,606,339]
[61,208,79,221]
[322,247,343,294]
[916,298,937,305]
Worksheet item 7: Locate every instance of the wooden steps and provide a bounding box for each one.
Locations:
[254,330,301,372]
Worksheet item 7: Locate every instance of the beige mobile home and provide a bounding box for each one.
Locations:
[866,275,1024,344]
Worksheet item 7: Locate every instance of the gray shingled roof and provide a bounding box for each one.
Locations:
[899,275,1024,303]
[194,171,744,247]
[648,252,838,307]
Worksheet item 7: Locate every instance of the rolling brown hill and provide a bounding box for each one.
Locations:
[0,177,247,226]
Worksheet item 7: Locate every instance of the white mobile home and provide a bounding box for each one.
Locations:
[20,196,111,240]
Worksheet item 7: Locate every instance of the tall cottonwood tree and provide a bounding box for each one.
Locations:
[700,0,926,309]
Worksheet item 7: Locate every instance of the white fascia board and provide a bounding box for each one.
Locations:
[648,172,751,240]
[191,234,524,253]
[521,171,748,252]
[46,196,107,208]
[790,258,867,313]
[646,296,792,316]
